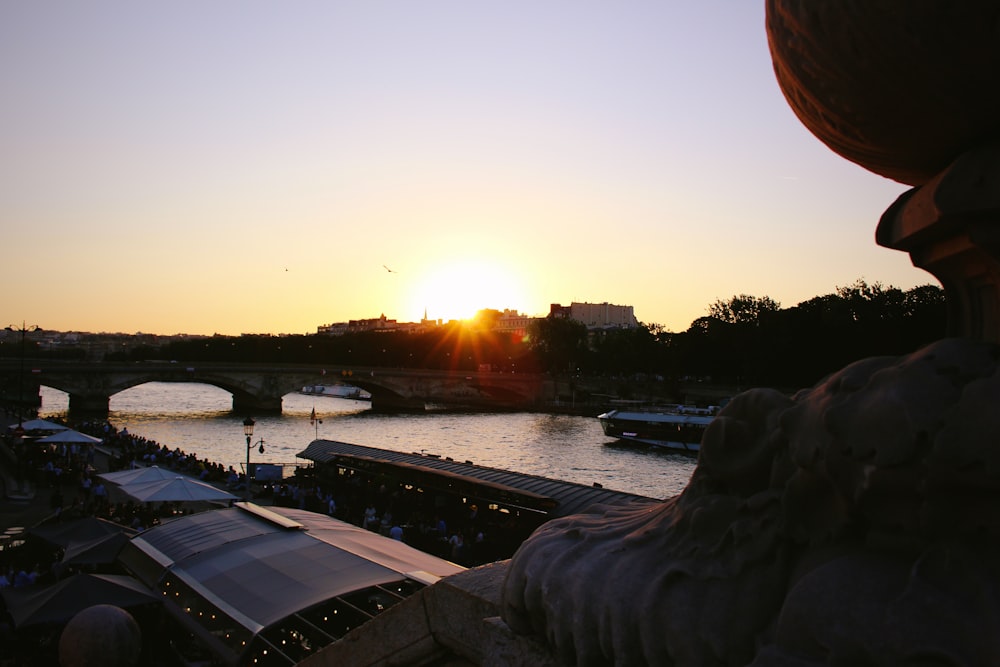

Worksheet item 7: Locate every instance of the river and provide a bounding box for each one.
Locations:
[36,383,696,500]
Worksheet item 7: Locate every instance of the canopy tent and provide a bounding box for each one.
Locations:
[28,517,137,568]
[119,476,237,504]
[0,573,159,629]
[99,465,179,486]
[34,430,103,445]
[61,531,132,567]
[29,516,133,548]
[8,418,69,433]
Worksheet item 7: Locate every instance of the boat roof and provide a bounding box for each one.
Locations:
[598,408,717,423]
[297,439,656,517]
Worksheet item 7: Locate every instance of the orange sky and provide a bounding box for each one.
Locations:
[0,2,928,336]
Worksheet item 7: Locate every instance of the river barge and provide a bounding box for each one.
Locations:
[597,404,719,453]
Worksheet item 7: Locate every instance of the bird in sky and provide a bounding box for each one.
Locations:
[383,265,396,273]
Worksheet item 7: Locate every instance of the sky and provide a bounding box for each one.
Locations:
[1,2,932,336]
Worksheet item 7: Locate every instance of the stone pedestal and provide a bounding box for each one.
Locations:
[878,145,1000,342]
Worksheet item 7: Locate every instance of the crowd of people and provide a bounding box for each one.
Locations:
[6,420,226,532]
[3,413,536,575]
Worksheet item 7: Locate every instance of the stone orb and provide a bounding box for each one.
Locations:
[766,1,1000,186]
[58,604,142,667]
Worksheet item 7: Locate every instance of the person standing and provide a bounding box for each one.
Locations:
[92,480,108,512]
[363,504,377,530]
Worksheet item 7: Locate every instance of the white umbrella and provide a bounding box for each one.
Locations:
[119,476,237,503]
[99,465,177,486]
[34,430,103,445]
[9,418,69,433]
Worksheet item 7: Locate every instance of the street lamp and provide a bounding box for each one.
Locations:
[242,416,265,503]
[5,322,41,429]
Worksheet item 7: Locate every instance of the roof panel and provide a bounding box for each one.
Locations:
[124,506,465,634]
[183,532,401,628]
[134,505,279,565]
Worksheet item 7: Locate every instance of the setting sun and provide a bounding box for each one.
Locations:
[406,259,530,322]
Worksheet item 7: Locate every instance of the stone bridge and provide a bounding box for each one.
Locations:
[0,361,552,417]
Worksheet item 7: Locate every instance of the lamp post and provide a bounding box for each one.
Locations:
[242,417,264,503]
[5,322,41,429]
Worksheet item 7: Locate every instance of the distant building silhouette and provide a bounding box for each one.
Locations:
[549,302,638,330]
[492,310,534,338]
[317,314,440,336]
[316,302,639,336]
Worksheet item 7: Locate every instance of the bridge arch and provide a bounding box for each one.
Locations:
[28,375,274,416]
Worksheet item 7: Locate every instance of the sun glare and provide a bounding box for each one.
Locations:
[408,260,528,322]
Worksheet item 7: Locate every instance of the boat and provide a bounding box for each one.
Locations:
[299,384,372,401]
[597,404,719,453]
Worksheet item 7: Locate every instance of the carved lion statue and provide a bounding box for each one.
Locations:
[502,338,1000,665]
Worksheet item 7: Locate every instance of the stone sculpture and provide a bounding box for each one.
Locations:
[504,340,1000,664]
[766,1,1000,187]
[501,2,1000,664]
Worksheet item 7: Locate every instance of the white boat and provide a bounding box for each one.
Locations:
[597,404,719,453]
[300,384,372,401]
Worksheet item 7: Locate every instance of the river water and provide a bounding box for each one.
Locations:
[36,383,696,500]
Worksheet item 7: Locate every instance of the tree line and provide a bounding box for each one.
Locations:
[580,279,946,389]
[11,279,947,393]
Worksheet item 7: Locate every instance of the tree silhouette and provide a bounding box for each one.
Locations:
[708,294,781,325]
[527,315,589,374]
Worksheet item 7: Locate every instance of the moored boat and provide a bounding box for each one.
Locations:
[299,383,372,400]
[597,404,719,453]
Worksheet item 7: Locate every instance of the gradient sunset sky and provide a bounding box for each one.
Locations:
[1,2,932,336]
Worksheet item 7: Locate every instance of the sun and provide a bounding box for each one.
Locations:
[408,259,529,322]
